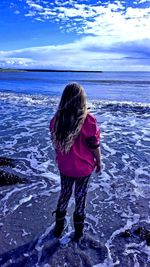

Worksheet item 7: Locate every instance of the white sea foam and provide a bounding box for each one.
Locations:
[42,171,60,182]
[0,90,150,266]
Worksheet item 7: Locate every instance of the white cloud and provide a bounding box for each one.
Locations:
[83,5,150,41]
[14,10,20,14]
[22,0,150,44]
[106,2,125,11]
[28,3,43,11]
[2,0,150,71]
[0,36,150,71]
[138,0,150,3]
[0,57,34,67]
[25,10,37,17]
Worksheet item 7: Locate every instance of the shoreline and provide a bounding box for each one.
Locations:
[0,68,103,73]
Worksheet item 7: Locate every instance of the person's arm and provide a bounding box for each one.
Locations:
[86,114,101,172]
[90,146,102,173]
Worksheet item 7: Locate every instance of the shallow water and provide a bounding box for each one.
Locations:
[0,93,150,266]
[0,71,150,103]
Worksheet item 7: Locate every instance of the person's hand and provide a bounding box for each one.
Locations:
[95,162,101,173]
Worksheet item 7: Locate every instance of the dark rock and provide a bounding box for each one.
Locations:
[134,227,145,235]
[120,230,131,238]
[0,156,29,186]
[134,227,150,246]
[0,157,15,167]
[0,170,28,186]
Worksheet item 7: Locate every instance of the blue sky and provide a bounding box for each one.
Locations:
[0,0,150,71]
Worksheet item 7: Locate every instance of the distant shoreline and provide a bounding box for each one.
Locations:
[0,68,103,73]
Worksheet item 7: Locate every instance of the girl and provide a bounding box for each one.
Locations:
[50,83,101,241]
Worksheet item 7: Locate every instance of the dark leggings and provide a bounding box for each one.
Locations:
[57,173,90,216]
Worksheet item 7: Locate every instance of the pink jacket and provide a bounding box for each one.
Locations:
[50,113,100,177]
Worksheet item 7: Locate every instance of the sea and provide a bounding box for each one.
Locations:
[0,71,150,267]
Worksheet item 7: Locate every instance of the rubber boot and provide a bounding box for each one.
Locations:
[52,210,66,238]
[73,213,85,241]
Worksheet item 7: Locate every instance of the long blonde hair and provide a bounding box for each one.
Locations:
[51,83,87,154]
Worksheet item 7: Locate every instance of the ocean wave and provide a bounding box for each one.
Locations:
[0,91,150,114]
[0,76,150,85]
[0,92,59,107]
[0,76,62,84]
[79,79,150,85]
[91,99,150,114]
